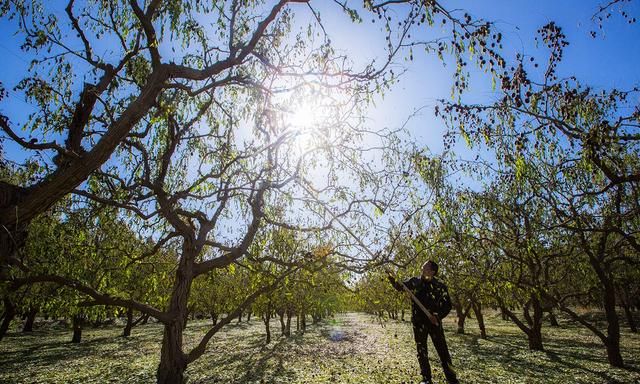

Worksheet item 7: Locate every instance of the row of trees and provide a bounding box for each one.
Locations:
[359,13,639,369]
[0,0,513,381]
[1,207,352,345]
[1,0,637,382]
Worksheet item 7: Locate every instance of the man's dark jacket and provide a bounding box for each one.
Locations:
[391,276,452,324]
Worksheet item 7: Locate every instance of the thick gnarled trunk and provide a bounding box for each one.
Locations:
[500,294,544,351]
[156,252,194,384]
[157,322,187,384]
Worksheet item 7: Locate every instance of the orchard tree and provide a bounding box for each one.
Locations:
[0,0,404,273]
[16,203,151,342]
[4,7,414,384]
[439,18,639,366]
[0,0,518,278]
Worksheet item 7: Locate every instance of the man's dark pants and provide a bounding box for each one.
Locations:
[412,320,458,383]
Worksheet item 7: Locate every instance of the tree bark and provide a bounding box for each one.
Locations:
[0,297,16,341]
[210,312,218,326]
[156,246,196,384]
[500,297,544,351]
[0,68,168,274]
[604,337,624,368]
[263,305,271,344]
[123,307,134,337]
[156,322,187,384]
[621,304,636,333]
[547,310,559,327]
[602,281,624,367]
[587,247,624,368]
[71,315,84,343]
[472,301,487,339]
[22,308,37,333]
[300,311,306,333]
[277,310,285,335]
[524,297,544,351]
[455,303,466,334]
[284,310,292,337]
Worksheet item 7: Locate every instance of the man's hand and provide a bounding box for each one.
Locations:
[384,268,396,284]
[427,312,439,326]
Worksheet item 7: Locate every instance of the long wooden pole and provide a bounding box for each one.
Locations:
[390,274,439,326]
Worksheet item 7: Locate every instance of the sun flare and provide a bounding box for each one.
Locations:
[279,95,330,153]
[288,102,319,130]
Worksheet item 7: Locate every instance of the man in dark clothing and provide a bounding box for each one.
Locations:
[387,261,459,384]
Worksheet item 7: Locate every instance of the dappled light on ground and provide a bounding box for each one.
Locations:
[1,312,638,383]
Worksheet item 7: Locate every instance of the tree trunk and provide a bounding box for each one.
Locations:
[263,308,271,344]
[285,310,292,337]
[472,301,487,339]
[237,311,242,323]
[182,310,189,330]
[454,301,469,334]
[588,250,624,368]
[523,297,544,351]
[604,337,624,368]
[123,307,134,337]
[621,304,636,333]
[401,309,405,321]
[211,312,218,326]
[22,308,37,333]
[156,250,195,384]
[247,311,251,322]
[141,313,150,325]
[547,310,559,327]
[278,311,285,335]
[500,300,544,351]
[157,322,187,384]
[501,307,509,321]
[0,297,16,341]
[300,311,306,333]
[0,223,26,281]
[602,283,624,367]
[71,315,84,343]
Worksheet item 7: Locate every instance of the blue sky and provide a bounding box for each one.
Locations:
[1,0,638,165]
[0,1,637,260]
[354,0,640,155]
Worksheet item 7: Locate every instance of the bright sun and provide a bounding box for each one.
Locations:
[288,102,318,130]
[280,96,330,153]
[286,97,329,132]
[273,84,351,157]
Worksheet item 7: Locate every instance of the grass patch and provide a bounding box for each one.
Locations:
[1,312,639,383]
